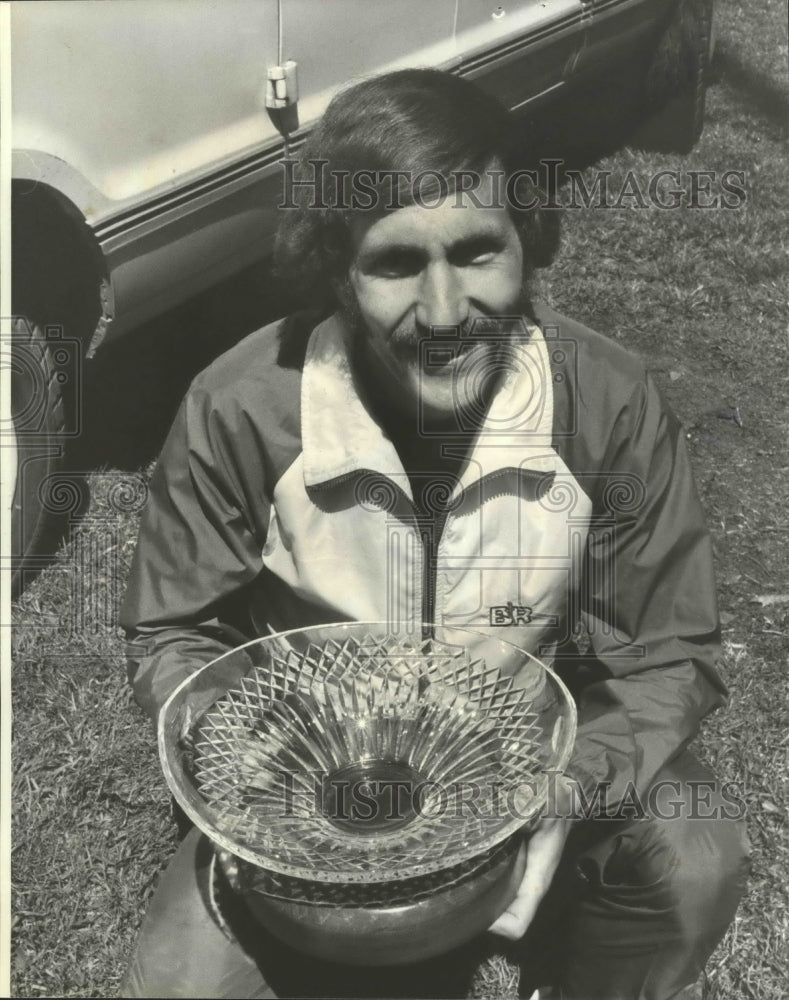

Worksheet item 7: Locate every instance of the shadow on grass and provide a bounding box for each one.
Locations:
[713,44,789,134]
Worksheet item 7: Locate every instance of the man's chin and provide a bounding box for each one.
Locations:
[429,340,509,403]
[414,373,495,430]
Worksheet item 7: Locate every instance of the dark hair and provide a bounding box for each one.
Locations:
[274,69,560,311]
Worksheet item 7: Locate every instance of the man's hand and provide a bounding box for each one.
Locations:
[488,774,578,941]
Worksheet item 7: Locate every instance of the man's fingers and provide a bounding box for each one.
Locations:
[488,884,543,940]
[487,910,524,941]
[488,787,578,941]
[488,841,554,940]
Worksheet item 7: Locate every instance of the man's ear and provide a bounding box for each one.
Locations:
[332,274,355,311]
[521,204,562,271]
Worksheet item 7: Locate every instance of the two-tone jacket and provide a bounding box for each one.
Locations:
[120,303,726,808]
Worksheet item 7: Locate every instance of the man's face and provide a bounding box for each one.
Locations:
[345,176,524,426]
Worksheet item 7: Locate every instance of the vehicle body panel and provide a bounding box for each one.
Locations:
[455,0,586,108]
[282,0,458,131]
[10,0,677,346]
[11,0,280,206]
[580,0,672,69]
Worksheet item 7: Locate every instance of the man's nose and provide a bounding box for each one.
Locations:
[415,263,469,331]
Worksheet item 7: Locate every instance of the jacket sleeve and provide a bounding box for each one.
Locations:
[119,385,266,723]
[563,372,726,811]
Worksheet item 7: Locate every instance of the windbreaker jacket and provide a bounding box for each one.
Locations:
[120,304,726,807]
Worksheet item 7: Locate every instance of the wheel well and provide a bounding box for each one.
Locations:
[12,181,104,343]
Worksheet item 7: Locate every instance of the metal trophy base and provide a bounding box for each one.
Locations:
[218,837,528,966]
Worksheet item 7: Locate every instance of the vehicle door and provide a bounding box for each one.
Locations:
[282,0,457,131]
[453,0,588,111]
[578,0,673,72]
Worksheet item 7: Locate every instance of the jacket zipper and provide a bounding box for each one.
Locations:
[312,467,552,635]
[419,469,554,634]
[420,508,450,638]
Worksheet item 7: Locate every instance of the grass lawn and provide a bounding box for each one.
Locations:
[9,1,788,996]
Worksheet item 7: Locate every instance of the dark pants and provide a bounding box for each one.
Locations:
[120,752,749,999]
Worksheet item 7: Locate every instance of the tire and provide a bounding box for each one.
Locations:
[8,317,77,597]
[634,0,714,153]
[11,187,99,595]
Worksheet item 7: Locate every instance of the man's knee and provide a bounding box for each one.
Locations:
[596,754,750,938]
[652,768,749,930]
[553,774,748,1000]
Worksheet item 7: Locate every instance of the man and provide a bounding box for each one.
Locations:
[120,70,748,999]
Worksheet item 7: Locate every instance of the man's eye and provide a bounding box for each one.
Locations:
[467,251,496,265]
[368,252,422,278]
[451,242,503,267]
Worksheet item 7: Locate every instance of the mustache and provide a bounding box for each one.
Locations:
[339,280,536,356]
[389,317,476,350]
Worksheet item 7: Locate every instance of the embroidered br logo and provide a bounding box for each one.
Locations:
[489,602,556,627]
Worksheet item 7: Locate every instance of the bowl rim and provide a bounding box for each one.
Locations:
[158,621,578,883]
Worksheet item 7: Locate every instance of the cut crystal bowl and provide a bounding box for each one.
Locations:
[159,622,576,964]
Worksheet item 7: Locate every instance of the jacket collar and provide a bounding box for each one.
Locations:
[301,312,557,499]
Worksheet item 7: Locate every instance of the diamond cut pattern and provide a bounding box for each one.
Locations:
[175,630,571,883]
